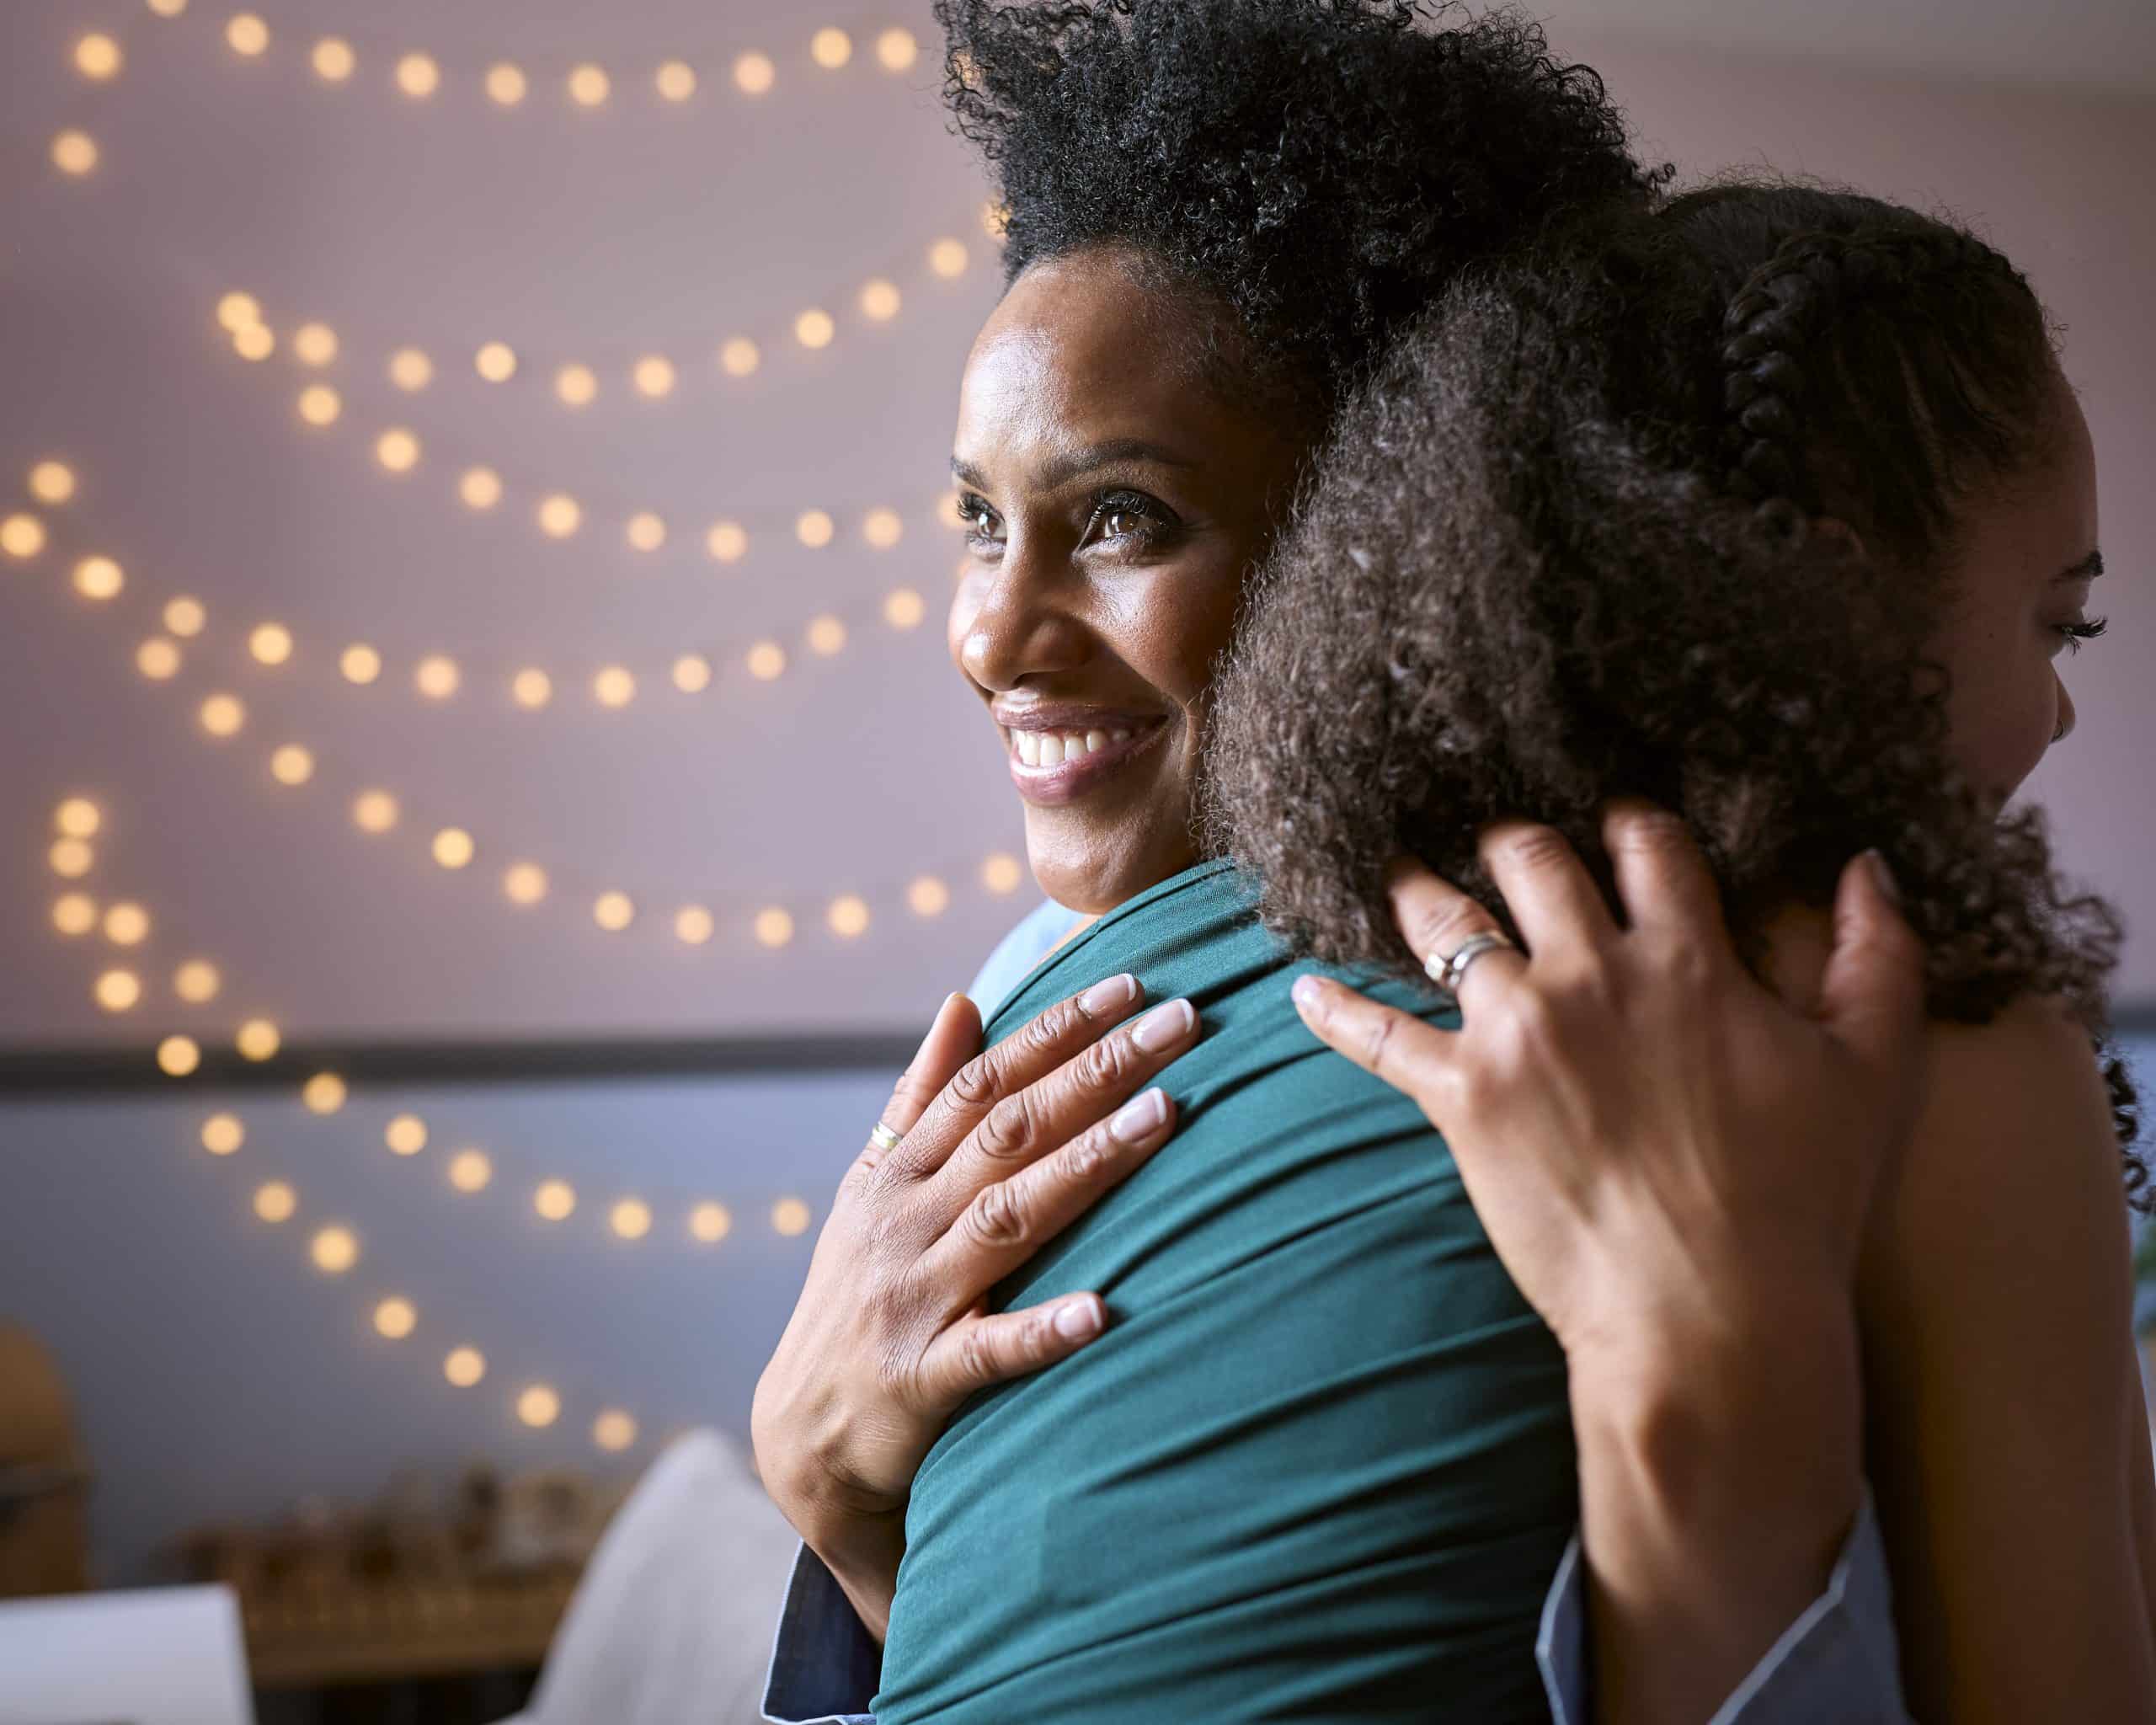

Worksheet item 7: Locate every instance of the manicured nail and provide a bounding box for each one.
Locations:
[1129,998,1195,1052]
[1291,975,1327,1021]
[1054,1298,1103,1340]
[1863,849,1902,910]
[1108,1087,1167,1144]
[1079,973,1139,1016]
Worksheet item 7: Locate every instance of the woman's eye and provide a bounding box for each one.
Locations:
[2054,616,2109,656]
[956,494,1002,542]
[1086,494,1171,548]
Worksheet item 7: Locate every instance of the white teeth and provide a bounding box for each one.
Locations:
[1039,734,1066,768]
[1111,729,1130,745]
[1085,730,1107,752]
[1011,724,1145,769]
[1016,730,1040,767]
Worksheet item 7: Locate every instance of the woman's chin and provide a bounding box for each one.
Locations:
[1023,811,1199,918]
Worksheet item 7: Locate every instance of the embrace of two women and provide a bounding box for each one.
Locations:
[750,3,2154,1721]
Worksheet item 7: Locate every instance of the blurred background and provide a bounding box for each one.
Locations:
[2,0,2151,1717]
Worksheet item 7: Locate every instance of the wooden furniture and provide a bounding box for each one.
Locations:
[0,1322,91,1598]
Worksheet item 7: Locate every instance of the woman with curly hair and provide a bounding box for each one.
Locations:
[1214,183,2153,1719]
[759,5,1929,1722]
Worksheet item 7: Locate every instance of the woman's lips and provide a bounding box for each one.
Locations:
[999,715,1169,807]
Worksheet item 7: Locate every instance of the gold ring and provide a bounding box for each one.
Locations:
[868,1121,903,1153]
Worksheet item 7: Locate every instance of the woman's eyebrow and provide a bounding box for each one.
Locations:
[2057,550,2104,583]
[950,441,1199,496]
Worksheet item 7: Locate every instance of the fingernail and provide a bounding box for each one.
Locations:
[1291,975,1329,1023]
[1129,998,1196,1053]
[1864,849,1903,910]
[1107,1087,1166,1144]
[1054,1298,1103,1340]
[1079,973,1139,1016]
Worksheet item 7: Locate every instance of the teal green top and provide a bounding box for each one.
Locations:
[874,862,1577,1722]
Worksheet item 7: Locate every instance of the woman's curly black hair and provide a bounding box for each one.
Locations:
[935,0,1658,417]
[1209,183,2143,1195]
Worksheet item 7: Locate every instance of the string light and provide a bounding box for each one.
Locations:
[689,1202,732,1243]
[806,615,846,656]
[733,52,776,95]
[297,384,342,426]
[157,1036,201,1077]
[876,29,920,72]
[745,641,785,681]
[137,638,183,679]
[474,341,518,382]
[395,53,440,99]
[74,555,125,601]
[567,64,610,107]
[592,666,635,708]
[431,827,475,869]
[793,309,835,350]
[373,1297,417,1339]
[503,862,547,905]
[827,895,870,939]
[627,512,666,552]
[311,1226,360,1274]
[862,506,905,549]
[516,1385,561,1428]
[608,1198,652,1241]
[655,61,696,102]
[795,510,834,548]
[810,29,853,70]
[51,895,98,937]
[883,587,926,629]
[389,348,434,391]
[94,969,141,1012]
[537,494,583,538]
[175,959,222,1001]
[352,789,399,833]
[907,876,950,917]
[860,280,901,322]
[201,1114,245,1156]
[226,14,269,58]
[592,891,634,932]
[771,1198,813,1237]
[670,654,711,694]
[339,644,382,685]
[593,1410,638,1451]
[385,1114,428,1156]
[444,1346,486,1387]
[1,515,45,559]
[704,521,748,563]
[459,466,503,510]
[510,669,552,709]
[235,1017,280,1061]
[485,63,526,107]
[555,363,597,407]
[447,1149,493,1192]
[216,293,259,335]
[199,692,246,737]
[55,798,100,838]
[29,461,76,505]
[51,131,99,176]
[414,655,459,698]
[718,338,760,377]
[164,595,206,636]
[147,0,188,17]
[49,838,93,879]
[292,323,339,366]
[375,428,420,473]
[253,1181,296,1224]
[673,905,714,944]
[632,355,676,398]
[929,238,969,279]
[302,1071,349,1115]
[312,38,355,83]
[983,852,1025,895]
[532,1179,576,1221]
[104,901,150,945]
[74,35,124,81]
[248,622,293,665]
[232,323,275,361]
[753,907,793,948]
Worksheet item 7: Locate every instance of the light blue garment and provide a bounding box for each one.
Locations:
[963,896,1084,1021]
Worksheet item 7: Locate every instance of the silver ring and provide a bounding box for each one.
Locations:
[868,1121,903,1153]
[1424,932,1518,996]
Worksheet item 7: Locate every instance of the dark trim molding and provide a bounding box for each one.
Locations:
[0,1033,924,1097]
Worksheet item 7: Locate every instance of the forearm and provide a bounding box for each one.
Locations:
[1571,1295,1864,1725]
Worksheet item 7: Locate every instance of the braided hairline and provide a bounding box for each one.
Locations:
[1716,224,2028,525]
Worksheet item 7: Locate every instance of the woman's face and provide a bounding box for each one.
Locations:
[947,248,1306,914]
[1933,382,2105,800]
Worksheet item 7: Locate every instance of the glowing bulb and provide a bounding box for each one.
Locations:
[772,1197,813,1236]
[811,28,852,69]
[689,1201,732,1242]
[859,280,900,322]
[52,131,99,175]
[174,959,222,1001]
[431,827,475,869]
[339,644,382,685]
[718,337,760,377]
[103,901,150,945]
[733,51,776,95]
[485,63,526,106]
[555,362,598,406]
[389,348,433,391]
[395,52,440,99]
[793,309,835,350]
[75,34,124,79]
[632,355,676,398]
[199,693,245,737]
[384,1114,428,1156]
[475,340,517,382]
[883,587,926,629]
[592,666,635,708]
[929,238,969,279]
[376,428,420,473]
[745,641,785,681]
[593,1409,638,1451]
[753,907,794,948]
[297,384,341,425]
[517,1385,561,1428]
[1,515,45,558]
[503,862,547,905]
[137,638,182,680]
[795,510,835,548]
[157,1036,200,1076]
[627,511,666,551]
[55,798,100,838]
[216,293,259,334]
[226,14,268,57]
[533,1179,575,1221]
[292,322,338,366]
[49,838,93,879]
[593,891,634,932]
[538,494,583,538]
[459,466,503,510]
[510,669,552,709]
[373,1297,416,1339]
[983,852,1025,894]
[671,654,711,693]
[704,521,747,563]
[311,1226,359,1274]
[876,28,919,72]
[312,37,355,82]
[232,323,275,360]
[414,654,459,698]
[302,1071,348,1114]
[51,894,97,936]
[568,63,609,105]
[147,0,188,17]
[351,790,398,833]
[806,615,846,656]
[610,1198,652,1240]
[29,462,75,504]
[94,969,141,1012]
[201,1114,245,1156]
[248,622,293,665]
[444,1346,486,1386]
[674,905,714,945]
[235,1018,280,1060]
[253,1181,296,1224]
[164,596,206,636]
[447,1149,493,1192]
[827,895,870,938]
[74,555,125,600]
[908,876,950,917]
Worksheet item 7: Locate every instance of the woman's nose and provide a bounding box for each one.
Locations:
[2051,670,2078,746]
[958,547,1091,692]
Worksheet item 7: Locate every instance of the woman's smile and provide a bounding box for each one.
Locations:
[995,702,1171,806]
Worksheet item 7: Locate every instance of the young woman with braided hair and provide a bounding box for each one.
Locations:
[1218,183,2155,1721]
